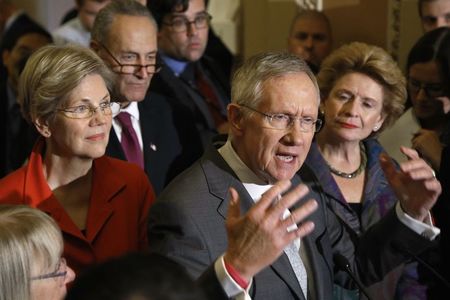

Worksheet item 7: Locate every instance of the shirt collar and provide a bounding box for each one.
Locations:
[160,53,189,77]
[119,101,140,121]
[218,139,272,201]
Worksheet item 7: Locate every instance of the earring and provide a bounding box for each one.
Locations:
[373,125,379,131]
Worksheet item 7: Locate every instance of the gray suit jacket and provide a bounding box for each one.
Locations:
[148,144,434,300]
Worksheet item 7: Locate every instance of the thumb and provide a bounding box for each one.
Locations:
[379,152,397,184]
[227,187,241,220]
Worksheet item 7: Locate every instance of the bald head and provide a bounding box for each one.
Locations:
[419,0,450,32]
[287,10,332,70]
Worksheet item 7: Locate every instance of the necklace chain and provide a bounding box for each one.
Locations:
[326,143,367,179]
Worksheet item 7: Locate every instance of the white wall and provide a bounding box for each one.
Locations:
[15,0,74,32]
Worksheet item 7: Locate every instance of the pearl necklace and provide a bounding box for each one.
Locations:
[326,143,367,179]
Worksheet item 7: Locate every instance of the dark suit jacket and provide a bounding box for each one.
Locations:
[426,146,450,298]
[148,143,434,300]
[0,78,37,178]
[106,92,189,195]
[150,56,230,159]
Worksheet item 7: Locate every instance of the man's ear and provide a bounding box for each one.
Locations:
[34,117,51,138]
[2,49,10,68]
[228,103,244,136]
[90,40,100,53]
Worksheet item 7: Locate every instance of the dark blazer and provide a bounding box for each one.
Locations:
[106,92,189,195]
[150,56,230,158]
[427,146,450,298]
[148,144,434,300]
[0,78,37,178]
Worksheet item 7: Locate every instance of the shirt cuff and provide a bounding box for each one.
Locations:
[395,202,440,240]
[214,255,252,300]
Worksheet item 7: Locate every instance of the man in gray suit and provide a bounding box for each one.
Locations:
[148,52,441,299]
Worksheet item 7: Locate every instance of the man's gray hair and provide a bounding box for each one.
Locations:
[91,0,156,45]
[231,51,320,109]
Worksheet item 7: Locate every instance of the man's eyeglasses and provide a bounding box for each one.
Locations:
[31,258,67,282]
[56,102,121,119]
[240,105,322,132]
[408,78,446,98]
[97,42,161,75]
[163,12,212,33]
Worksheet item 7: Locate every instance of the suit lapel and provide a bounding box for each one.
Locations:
[161,66,216,130]
[138,100,157,171]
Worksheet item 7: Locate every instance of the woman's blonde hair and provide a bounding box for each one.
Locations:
[0,205,63,300]
[317,42,406,133]
[18,44,114,124]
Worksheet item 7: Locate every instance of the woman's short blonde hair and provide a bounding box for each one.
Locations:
[317,42,406,133]
[0,205,63,300]
[18,44,115,124]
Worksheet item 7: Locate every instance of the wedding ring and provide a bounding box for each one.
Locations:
[431,170,436,178]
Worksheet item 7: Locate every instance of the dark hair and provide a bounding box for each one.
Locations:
[407,27,450,96]
[147,0,190,27]
[66,252,206,300]
[1,24,52,52]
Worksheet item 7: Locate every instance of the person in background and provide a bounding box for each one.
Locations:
[419,0,450,32]
[91,0,188,194]
[0,25,52,178]
[148,0,231,156]
[0,0,49,81]
[379,28,450,170]
[0,45,155,275]
[52,0,111,47]
[148,51,441,300]
[0,204,75,300]
[287,9,333,74]
[305,41,427,299]
[66,252,206,300]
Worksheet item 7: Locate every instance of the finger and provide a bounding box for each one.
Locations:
[424,179,442,195]
[400,146,420,160]
[281,199,318,228]
[287,221,315,240]
[270,184,310,217]
[379,152,398,182]
[227,187,241,221]
[254,180,292,213]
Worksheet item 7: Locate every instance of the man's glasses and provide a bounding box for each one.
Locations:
[163,12,212,33]
[56,101,121,119]
[97,42,161,75]
[31,258,67,283]
[240,105,322,132]
[408,78,446,98]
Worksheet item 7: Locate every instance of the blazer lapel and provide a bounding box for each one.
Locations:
[85,157,126,242]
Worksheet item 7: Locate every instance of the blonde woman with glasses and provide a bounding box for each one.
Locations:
[0,204,75,300]
[0,45,155,276]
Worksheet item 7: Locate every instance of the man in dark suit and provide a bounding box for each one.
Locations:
[148,0,231,161]
[148,52,442,299]
[91,0,187,194]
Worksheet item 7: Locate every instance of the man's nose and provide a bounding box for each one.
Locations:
[135,65,149,79]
